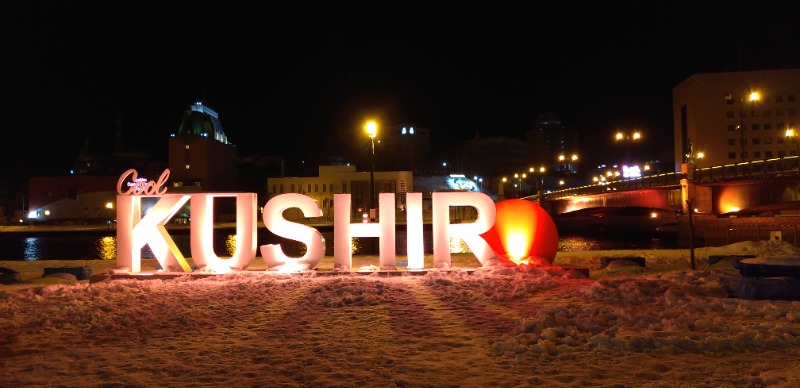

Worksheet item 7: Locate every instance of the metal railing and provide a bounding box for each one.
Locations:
[693,156,800,183]
[533,156,800,202]
[702,219,800,248]
[536,171,683,201]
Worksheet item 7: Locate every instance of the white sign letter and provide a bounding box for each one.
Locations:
[432,192,496,268]
[260,193,325,271]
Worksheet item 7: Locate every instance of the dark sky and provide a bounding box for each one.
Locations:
[2,1,800,182]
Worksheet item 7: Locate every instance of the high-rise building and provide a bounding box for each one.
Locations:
[526,113,580,174]
[168,102,238,192]
[673,68,800,171]
[377,123,431,171]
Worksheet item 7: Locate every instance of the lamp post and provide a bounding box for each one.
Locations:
[786,128,798,155]
[739,91,761,162]
[513,173,527,198]
[528,166,546,203]
[473,176,483,191]
[365,120,378,214]
[615,131,641,163]
[105,201,113,229]
[785,128,798,170]
[557,153,579,174]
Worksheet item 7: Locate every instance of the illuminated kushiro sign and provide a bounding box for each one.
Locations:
[115,169,501,273]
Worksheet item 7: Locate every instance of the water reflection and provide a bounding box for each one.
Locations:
[95,236,117,260]
[23,237,39,261]
[0,229,676,262]
[224,234,237,256]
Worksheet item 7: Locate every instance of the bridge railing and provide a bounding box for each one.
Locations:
[538,171,684,201]
[693,156,800,183]
[532,156,800,202]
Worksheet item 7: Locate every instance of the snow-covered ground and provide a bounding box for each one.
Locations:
[2,241,800,387]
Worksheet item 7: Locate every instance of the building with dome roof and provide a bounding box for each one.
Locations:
[168,101,238,193]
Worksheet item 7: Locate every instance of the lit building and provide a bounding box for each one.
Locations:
[168,101,238,192]
[267,165,413,221]
[673,68,800,171]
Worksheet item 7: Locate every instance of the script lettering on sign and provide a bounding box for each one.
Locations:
[117,169,170,196]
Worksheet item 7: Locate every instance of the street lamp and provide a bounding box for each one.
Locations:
[365,120,378,214]
[473,176,483,191]
[786,128,799,156]
[557,153,579,174]
[615,131,641,163]
[105,201,113,229]
[738,91,761,162]
[513,173,527,198]
[528,166,546,202]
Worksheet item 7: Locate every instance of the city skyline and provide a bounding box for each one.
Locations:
[2,1,800,182]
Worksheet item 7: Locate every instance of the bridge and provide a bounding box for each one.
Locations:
[530,156,800,216]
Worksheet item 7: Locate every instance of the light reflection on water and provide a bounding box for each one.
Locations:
[95,236,117,260]
[0,230,676,261]
[23,237,39,262]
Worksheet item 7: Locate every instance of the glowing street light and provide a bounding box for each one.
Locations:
[615,130,641,163]
[473,176,483,191]
[557,153,579,173]
[105,201,113,229]
[513,172,527,198]
[365,120,378,214]
[786,128,799,157]
[528,166,547,202]
[738,91,761,161]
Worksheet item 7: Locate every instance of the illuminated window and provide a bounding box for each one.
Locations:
[185,145,190,149]
[185,164,190,170]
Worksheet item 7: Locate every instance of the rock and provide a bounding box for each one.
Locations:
[0,267,22,285]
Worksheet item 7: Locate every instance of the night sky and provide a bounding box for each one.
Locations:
[2,1,800,182]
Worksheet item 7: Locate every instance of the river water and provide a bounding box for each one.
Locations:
[0,228,678,262]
